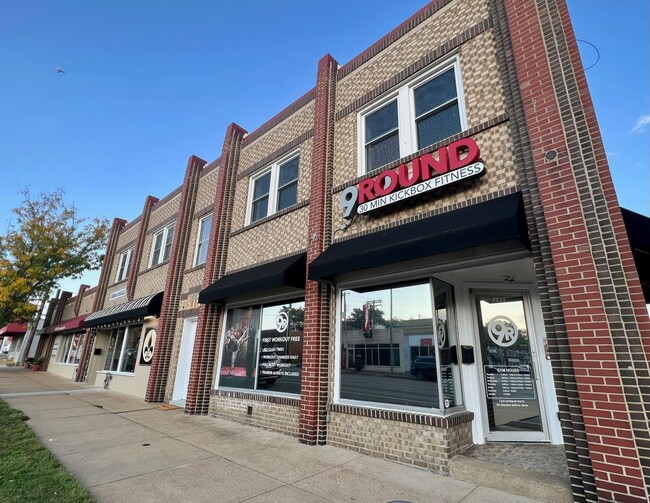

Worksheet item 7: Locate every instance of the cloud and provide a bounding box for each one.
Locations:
[631,114,650,133]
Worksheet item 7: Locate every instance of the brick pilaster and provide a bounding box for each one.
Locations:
[504,0,650,500]
[127,196,159,301]
[186,123,246,415]
[76,217,126,382]
[73,284,90,317]
[300,54,337,445]
[146,155,206,403]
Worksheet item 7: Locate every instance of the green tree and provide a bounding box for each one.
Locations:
[0,189,109,327]
[345,305,389,330]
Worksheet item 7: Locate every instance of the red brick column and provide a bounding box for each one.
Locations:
[76,217,126,382]
[185,123,246,415]
[505,0,650,500]
[300,54,337,445]
[127,195,159,301]
[146,155,205,403]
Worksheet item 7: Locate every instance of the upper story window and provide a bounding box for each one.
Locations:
[115,247,133,282]
[247,153,299,224]
[359,58,465,174]
[149,223,175,267]
[194,213,212,266]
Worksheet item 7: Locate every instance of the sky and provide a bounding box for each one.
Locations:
[0,0,648,296]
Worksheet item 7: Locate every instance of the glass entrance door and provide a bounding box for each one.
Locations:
[474,292,548,442]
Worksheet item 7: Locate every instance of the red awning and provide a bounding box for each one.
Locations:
[0,322,27,336]
[43,315,87,334]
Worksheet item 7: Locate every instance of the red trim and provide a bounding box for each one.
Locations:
[0,322,27,336]
[43,315,86,334]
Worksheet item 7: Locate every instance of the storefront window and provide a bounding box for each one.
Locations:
[103,324,142,373]
[339,280,462,411]
[218,300,304,395]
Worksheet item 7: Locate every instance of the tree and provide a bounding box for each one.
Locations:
[344,305,389,331]
[0,189,109,327]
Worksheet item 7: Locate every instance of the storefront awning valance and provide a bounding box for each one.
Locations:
[309,192,530,283]
[43,315,87,334]
[83,292,163,328]
[0,322,27,336]
[622,208,650,303]
[199,253,306,304]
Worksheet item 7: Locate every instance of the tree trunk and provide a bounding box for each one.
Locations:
[16,292,48,365]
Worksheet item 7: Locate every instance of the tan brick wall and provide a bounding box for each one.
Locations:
[336,0,489,112]
[460,31,507,126]
[209,395,300,438]
[105,283,129,306]
[133,265,168,299]
[332,122,517,236]
[107,224,138,288]
[181,270,204,297]
[136,194,181,273]
[77,291,96,315]
[226,205,309,272]
[60,300,76,321]
[239,102,314,174]
[327,412,472,473]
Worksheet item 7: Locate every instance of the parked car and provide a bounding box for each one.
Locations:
[410,356,437,381]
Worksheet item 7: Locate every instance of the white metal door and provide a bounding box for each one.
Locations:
[171,318,197,406]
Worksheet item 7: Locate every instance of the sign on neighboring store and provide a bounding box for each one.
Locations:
[140,328,156,365]
[339,138,486,218]
[109,288,126,301]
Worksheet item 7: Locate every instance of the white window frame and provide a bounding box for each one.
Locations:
[115,247,133,282]
[103,324,141,374]
[58,332,85,365]
[193,213,212,267]
[357,56,467,176]
[149,223,175,267]
[246,151,300,225]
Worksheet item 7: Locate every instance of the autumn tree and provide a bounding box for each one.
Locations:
[0,189,109,330]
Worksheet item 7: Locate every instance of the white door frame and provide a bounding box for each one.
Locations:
[171,317,198,406]
[457,282,562,444]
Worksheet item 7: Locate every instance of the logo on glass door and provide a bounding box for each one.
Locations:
[275,312,289,333]
[487,316,518,347]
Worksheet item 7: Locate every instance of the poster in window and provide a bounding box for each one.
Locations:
[140,328,156,365]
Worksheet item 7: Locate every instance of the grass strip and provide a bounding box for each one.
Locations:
[0,399,94,502]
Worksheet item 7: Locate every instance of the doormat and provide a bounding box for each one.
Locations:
[152,404,182,411]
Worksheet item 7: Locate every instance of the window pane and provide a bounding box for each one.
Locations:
[340,282,438,409]
[151,232,164,265]
[257,301,304,394]
[366,100,398,143]
[195,215,212,266]
[277,183,297,211]
[73,333,85,365]
[162,225,175,262]
[219,306,261,390]
[252,196,269,222]
[67,334,80,364]
[278,157,299,187]
[118,325,141,373]
[414,68,457,118]
[253,172,271,200]
[61,335,73,363]
[366,131,400,171]
[416,104,461,150]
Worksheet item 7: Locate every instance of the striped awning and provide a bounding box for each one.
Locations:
[83,292,163,328]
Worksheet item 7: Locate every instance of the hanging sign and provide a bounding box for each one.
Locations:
[339,138,485,218]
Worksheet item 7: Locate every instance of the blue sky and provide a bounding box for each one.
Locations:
[0,0,648,294]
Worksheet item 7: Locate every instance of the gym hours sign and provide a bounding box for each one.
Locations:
[339,138,485,218]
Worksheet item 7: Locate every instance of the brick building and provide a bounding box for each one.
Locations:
[37,1,650,501]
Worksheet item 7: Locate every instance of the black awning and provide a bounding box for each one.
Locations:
[309,192,530,282]
[622,208,650,302]
[199,253,306,304]
[83,292,163,328]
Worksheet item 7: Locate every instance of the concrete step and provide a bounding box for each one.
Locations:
[449,454,573,503]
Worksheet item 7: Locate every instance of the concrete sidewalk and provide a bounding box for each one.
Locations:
[0,367,546,503]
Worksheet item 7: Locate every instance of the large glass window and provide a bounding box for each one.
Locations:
[339,279,462,411]
[359,59,464,174]
[58,333,85,365]
[218,300,304,395]
[103,324,142,373]
[248,153,300,224]
[149,224,175,267]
